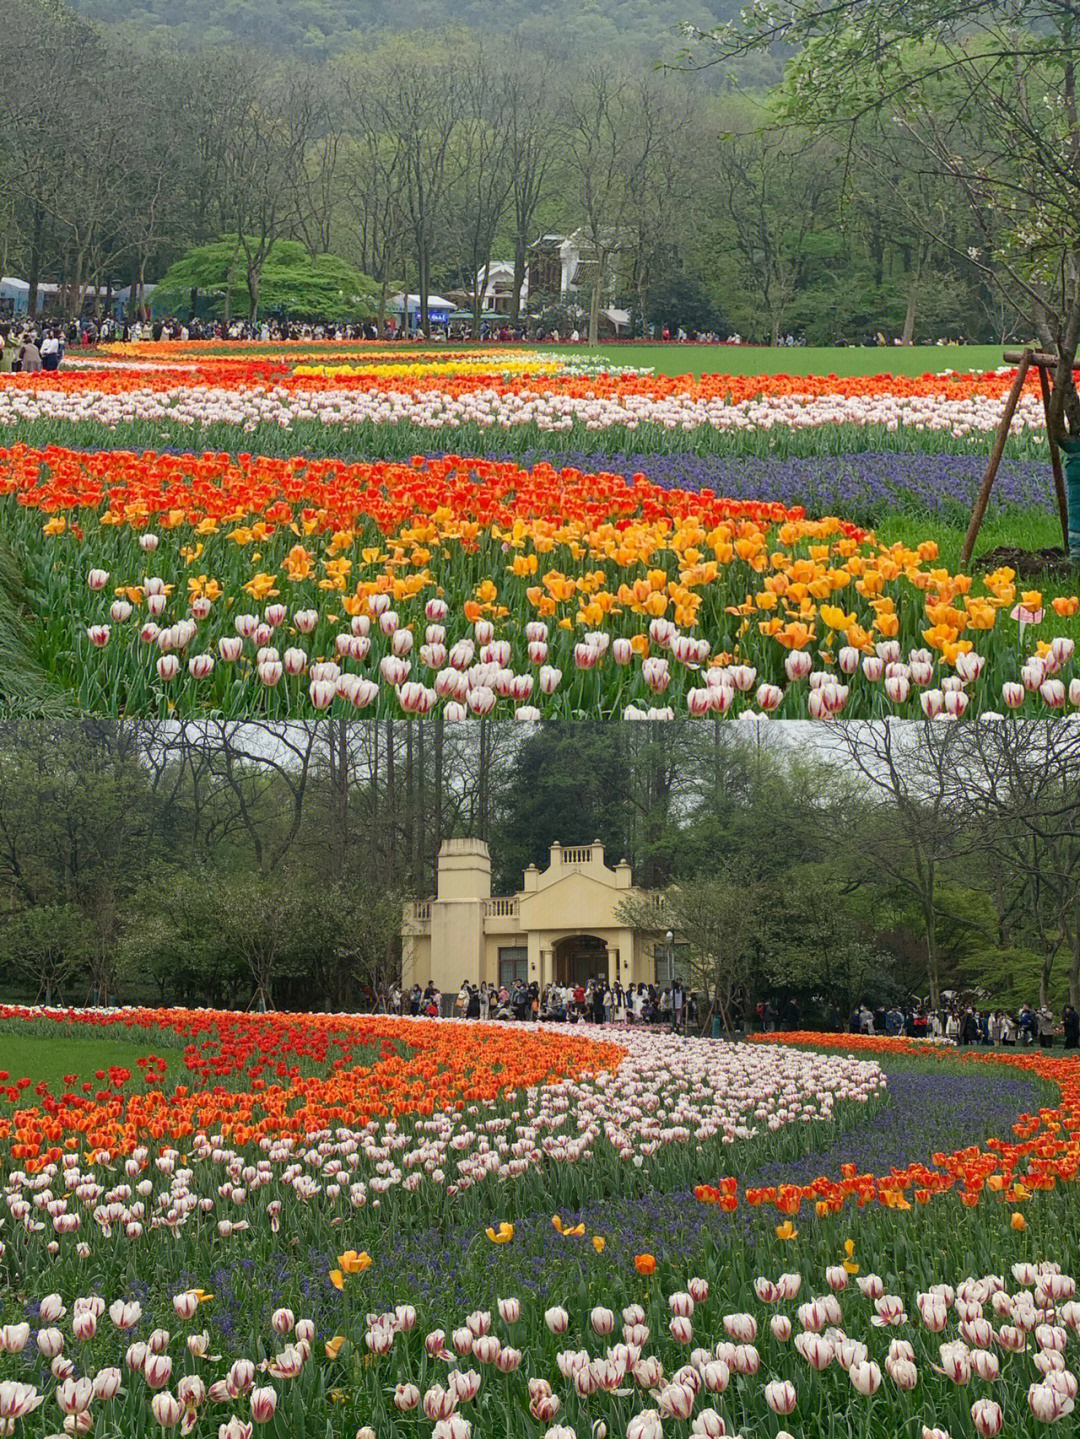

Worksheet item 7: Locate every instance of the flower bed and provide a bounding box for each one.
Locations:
[731,1033,1080,1217]
[5,445,1079,719]
[3,1017,1079,1439]
[0,354,1059,459]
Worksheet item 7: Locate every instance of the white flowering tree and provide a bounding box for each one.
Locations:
[685,1,1080,438]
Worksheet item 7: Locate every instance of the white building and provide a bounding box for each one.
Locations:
[475,261,528,316]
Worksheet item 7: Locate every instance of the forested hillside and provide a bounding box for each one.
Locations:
[64,0,738,60]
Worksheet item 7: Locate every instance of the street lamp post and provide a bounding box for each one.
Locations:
[666,929,675,1032]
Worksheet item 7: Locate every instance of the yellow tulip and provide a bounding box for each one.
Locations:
[1011,1212,1027,1231]
[337,1250,371,1274]
[485,1222,514,1244]
[552,1214,585,1236]
[592,1236,606,1253]
[775,1221,798,1240]
[325,1336,345,1359]
[329,1270,344,1290]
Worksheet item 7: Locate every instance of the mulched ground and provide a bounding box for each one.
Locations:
[974,544,1077,578]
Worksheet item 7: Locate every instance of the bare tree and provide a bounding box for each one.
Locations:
[949,723,1080,1006]
[562,69,656,345]
[825,721,970,1008]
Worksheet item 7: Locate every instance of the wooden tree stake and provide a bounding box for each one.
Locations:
[1038,364,1070,552]
[960,348,1033,569]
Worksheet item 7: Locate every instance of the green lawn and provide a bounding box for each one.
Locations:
[0,1025,403,1106]
[578,343,1008,379]
[876,508,1066,566]
[0,1031,175,1099]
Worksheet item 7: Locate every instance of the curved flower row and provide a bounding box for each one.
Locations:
[5,445,1077,717]
[707,1033,1080,1221]
[0,1012,880,1183]
[0,1006,624,1165]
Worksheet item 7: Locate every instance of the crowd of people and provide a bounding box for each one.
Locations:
[385,983,1080,1049]
[390,977,696,1028]
[0,324,66,372]
[0,310,980,354]
[847,1001,1080,1049]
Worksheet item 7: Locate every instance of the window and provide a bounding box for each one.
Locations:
[499,947,528,988]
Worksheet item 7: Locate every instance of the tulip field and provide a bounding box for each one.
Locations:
[3,1005,1080,1439]
[2,342,1079,719]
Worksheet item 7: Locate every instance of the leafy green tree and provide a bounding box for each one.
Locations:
[492,724,632,891]
[154,237,376,321]
[2,903,87,1006]
[618,868,766,1033]
[692,0,1080,434]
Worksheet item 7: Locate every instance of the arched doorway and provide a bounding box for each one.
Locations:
[553,934,608,987]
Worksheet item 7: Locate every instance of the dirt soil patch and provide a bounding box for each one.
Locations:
[973,545,1077,578]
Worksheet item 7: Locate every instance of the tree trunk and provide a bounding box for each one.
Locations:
[511,238,526,325]
[377,267,390,335]
[27,205,44,320]
[477,717,489,840]
[418,246,430,336]
[68,248,85,322]
[385,719,397,884]
[1040,946,1058,1009]
[1050,355,1080,441]
[331,719,349,880]
[589,266,603,347]
[404,722,415,889]
[414,719,426,894]
[474,258,491,334]
[924,898,939,1010]
[902,275,919,346]
[247,267,260,323]
[433,709,443,885]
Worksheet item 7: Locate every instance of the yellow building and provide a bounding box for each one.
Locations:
[402,839,670,993]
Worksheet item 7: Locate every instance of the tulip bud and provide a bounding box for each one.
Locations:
[250,1386,277,1424]
[755,682,784,712]
[93,1367,122,1401]
[37,1328,64,1358]
[765,1379,797,1414]
[144,1353,173,1390]
[152,1392,182,1429]
[849,1360,882,1396]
